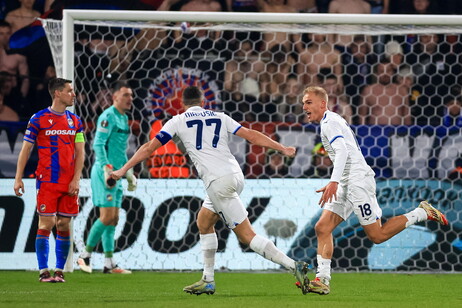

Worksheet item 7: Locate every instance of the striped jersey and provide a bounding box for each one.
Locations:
[24,107,84,184]
[157,106,242,188]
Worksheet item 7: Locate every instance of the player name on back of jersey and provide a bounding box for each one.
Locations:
[184,110,216,118]
[45,129,77,136]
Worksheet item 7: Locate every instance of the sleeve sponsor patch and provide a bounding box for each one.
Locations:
[101,120,109,128]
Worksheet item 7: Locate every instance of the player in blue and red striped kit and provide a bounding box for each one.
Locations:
[14,78,85,283]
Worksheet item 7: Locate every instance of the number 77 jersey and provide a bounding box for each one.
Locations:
[156,106,242,188]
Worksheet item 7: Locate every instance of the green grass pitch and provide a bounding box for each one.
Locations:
[1,271,461,307]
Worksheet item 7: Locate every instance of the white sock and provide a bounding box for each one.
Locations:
[316,254,331,282]
[249,234,295,271]
[404,208,427,227]
[104,257,114,269]
[200,233,218,282]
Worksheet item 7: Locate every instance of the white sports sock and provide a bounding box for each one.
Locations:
[404,208,427,227]
[200,233,218,282]
[104,257,114,269]
[316,254,331,282]
[249,234,295,271]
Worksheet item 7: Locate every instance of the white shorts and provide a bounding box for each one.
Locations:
[323,175,382,226]
[203,172,248,229]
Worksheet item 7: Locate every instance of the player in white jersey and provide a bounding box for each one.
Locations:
[301,86,448,295]
[112,86,311,295]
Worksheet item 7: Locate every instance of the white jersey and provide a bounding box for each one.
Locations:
[160,106,243,188]
[320,110,374,183]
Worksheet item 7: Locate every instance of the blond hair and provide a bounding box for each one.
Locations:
[303,86,328,102]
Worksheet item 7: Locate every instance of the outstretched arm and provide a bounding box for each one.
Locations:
[112,138,163,180]
[235,127,296,157]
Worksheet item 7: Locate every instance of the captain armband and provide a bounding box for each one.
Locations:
[155,131,172,145]
[75,132,85,143]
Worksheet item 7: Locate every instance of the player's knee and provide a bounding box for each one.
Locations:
[314,221,330,237]
[197,221,214,234]
[55,219,70,231]
[235,230,256,246]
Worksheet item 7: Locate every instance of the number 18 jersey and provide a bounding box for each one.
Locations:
[158,106,242,188]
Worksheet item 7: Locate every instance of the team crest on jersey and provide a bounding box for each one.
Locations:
[101,120,109,128]
[48,119,53,124]
[67,117,74,127]
[106,194,113,201]
[39,204,46,212]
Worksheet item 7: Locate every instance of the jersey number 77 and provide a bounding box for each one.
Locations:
[186,119,222,150]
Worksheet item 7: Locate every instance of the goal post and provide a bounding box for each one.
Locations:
[38,10,462,273]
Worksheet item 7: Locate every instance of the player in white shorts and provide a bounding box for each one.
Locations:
[112,86,312,295]
[301,86,448,295]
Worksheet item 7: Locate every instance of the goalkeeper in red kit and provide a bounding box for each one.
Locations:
[14,78,85,283]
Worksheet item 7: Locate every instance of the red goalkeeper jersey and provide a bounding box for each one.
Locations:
[24,107,84,185]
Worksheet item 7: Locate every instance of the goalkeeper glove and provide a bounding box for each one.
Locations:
[104,164,116,189]
[126,168,137,192]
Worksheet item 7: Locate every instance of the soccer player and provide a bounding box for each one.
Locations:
[77,82,136,274]
[112,86,311,295]
[301,86,448,295]
[13,78,85,283]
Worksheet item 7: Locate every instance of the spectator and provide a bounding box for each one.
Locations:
[302,143,332,178]
[5,0,41,33]
[368,0,389,14]
[0,79,19,122]
[180,0,222,11]
[408,34,461,126]
[319,73,352,124]
[328,0,370,13]
[0,21,29,100]
[257,45,295,121]
[227,0,258,12]
[442,97,462,128]
[277,75,304,123]
[401,0,440,14]
[359,60,411,125]
[287,0,317,12]
[383,40,404,71]
[298,33,343,90]
[328,0,371,52]
[224,40,261,101]
[343,35,377,117]
[33,65,56,113]
[256,0,302,53]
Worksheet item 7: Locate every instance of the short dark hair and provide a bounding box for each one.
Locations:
[48,77,72,98]
[112,81,131,93]
[182,86,202,106]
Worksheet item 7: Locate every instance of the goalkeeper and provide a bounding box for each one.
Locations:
[77,82,136,274]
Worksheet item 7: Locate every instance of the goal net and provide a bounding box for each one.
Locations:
[40,11,462,272]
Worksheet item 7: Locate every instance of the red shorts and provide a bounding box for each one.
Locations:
[36,182,79,217]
